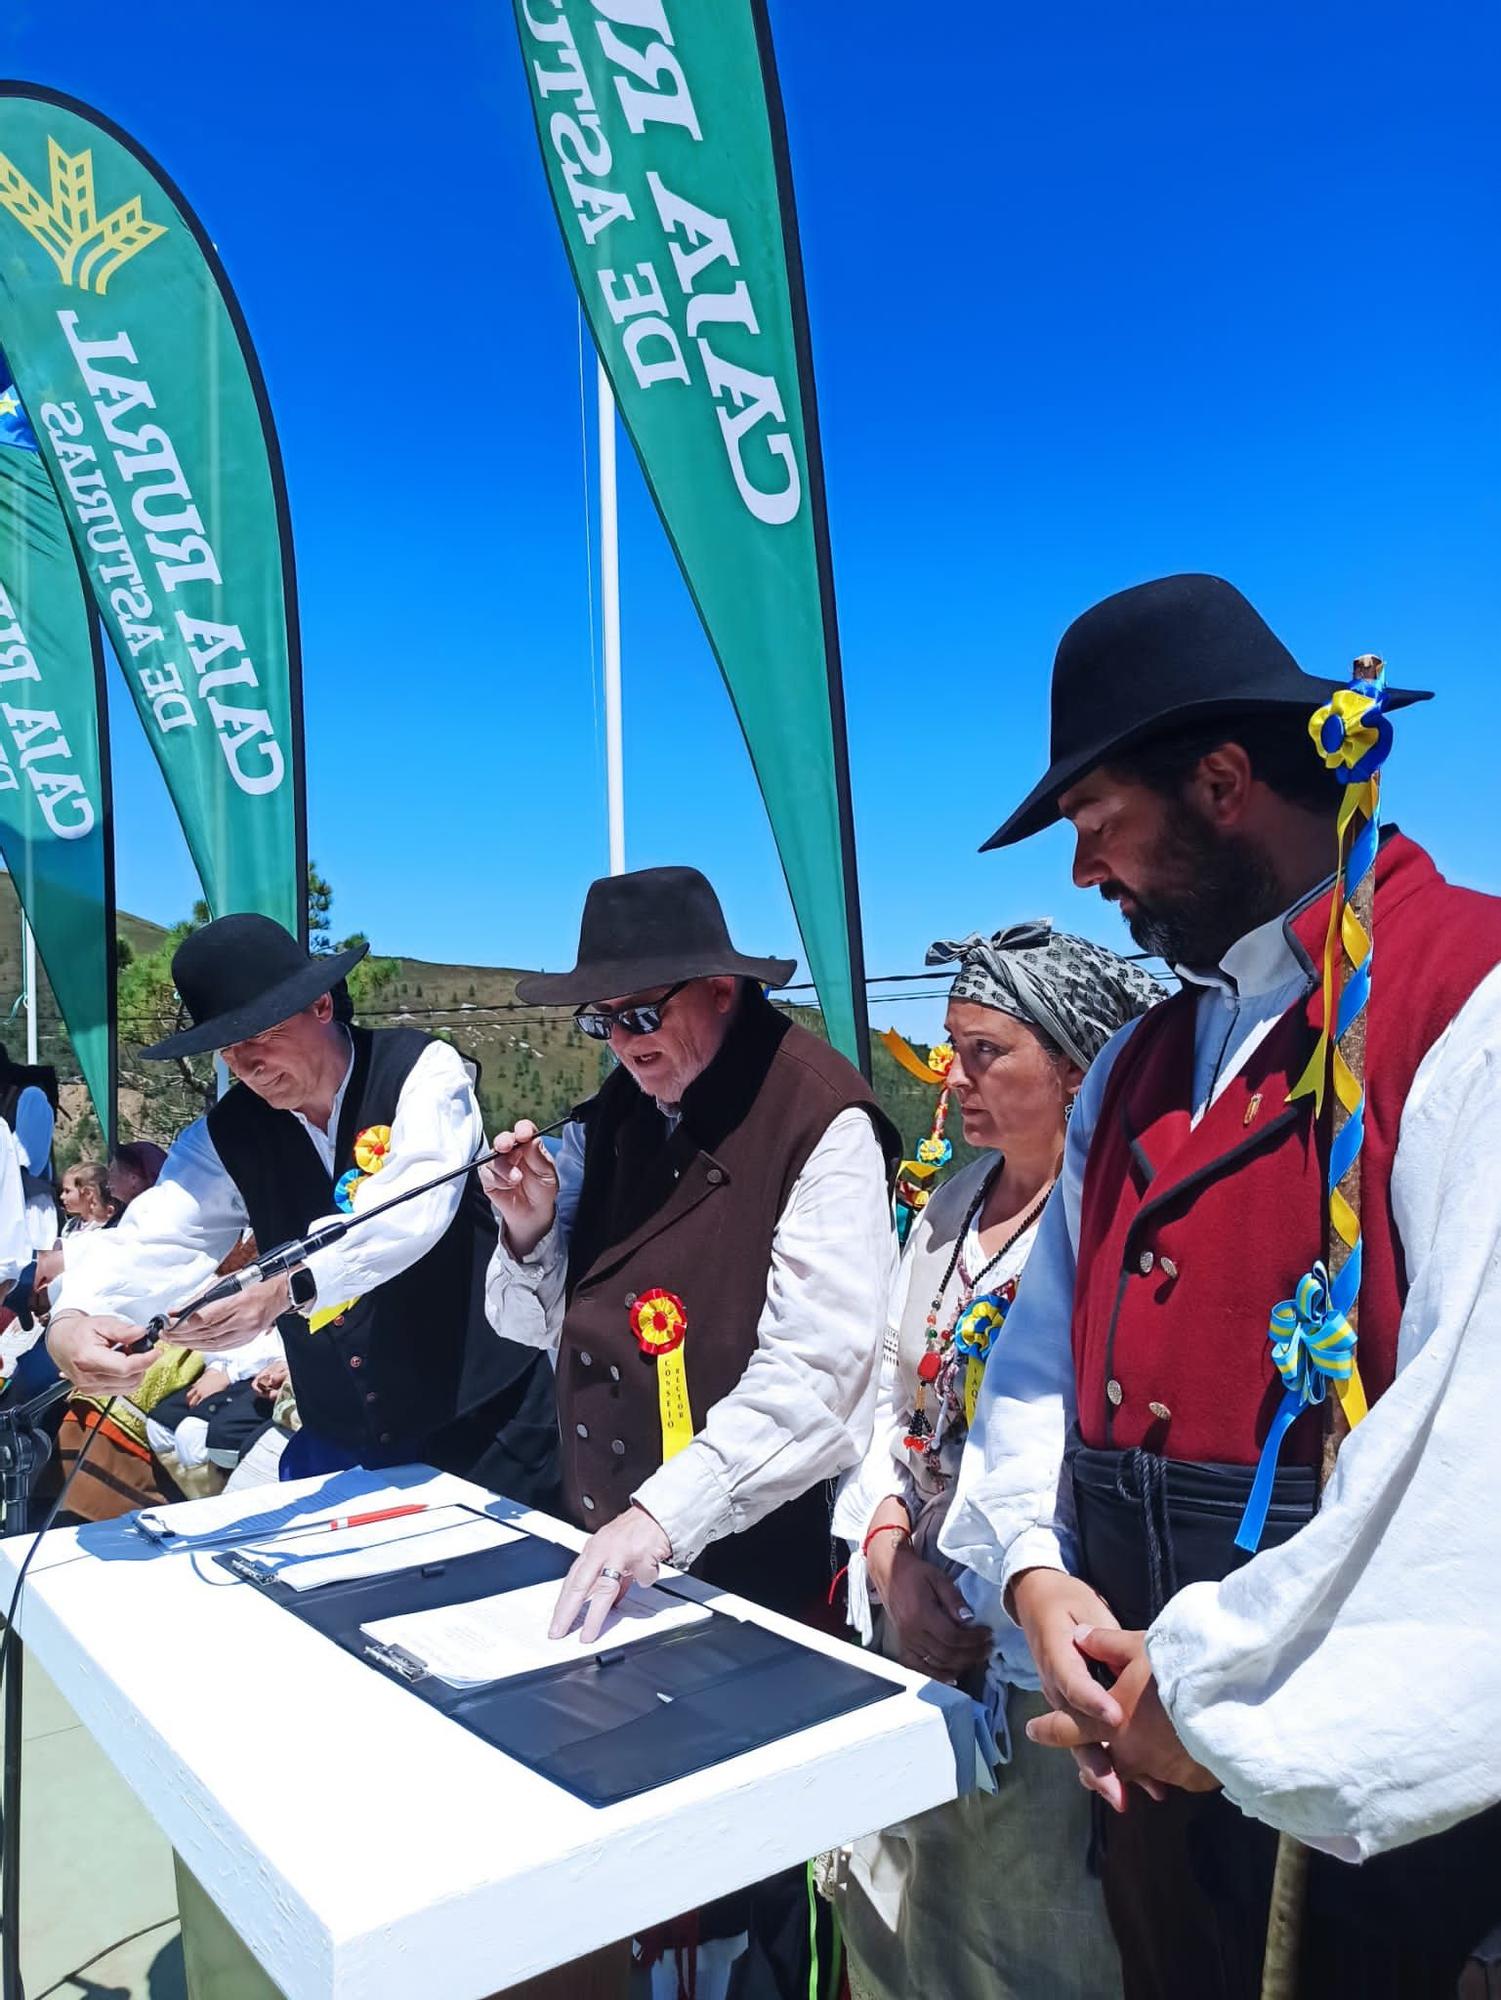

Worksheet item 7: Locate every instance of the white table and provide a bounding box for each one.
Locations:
[0,1467,970,1998]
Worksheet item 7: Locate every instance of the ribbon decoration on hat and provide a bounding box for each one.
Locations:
[631,1289,695,1462]
[1235,1263,1364,1551]
[1242,659,1390,1551]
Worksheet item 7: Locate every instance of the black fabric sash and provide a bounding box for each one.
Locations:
[1072,1445,1316,1631]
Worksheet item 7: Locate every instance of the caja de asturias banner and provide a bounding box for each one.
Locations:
[0,84,307,941]
[0,357,115,1139]
[514,0,871,1068]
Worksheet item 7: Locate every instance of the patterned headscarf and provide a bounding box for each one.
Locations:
[925,919,1164,1071]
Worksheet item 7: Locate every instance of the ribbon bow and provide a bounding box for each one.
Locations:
[1310,679,1392,783]
[1235,1262,1369,1553]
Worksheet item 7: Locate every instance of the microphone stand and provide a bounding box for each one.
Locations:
[140,1117,569,1344]
[0,1374,72,2000]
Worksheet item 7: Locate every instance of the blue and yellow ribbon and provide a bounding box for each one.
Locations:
[1235,1263,1365,1550]
[954,1291,1010,1426]
[1239,665,1390,1549]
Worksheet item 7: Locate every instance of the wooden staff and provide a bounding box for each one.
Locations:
[1259,656,1384,1998]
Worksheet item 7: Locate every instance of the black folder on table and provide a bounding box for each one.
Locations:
[217,1521,896,1807]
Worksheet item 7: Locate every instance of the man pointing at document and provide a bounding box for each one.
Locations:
[484,865,899,1994]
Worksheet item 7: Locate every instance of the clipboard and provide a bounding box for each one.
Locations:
[216,1529,896,1807]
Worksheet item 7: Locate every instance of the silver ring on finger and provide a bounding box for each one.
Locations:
[598,1565,625,1584]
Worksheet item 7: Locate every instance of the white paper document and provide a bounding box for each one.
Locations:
[362,1578,711,1688]
[258,1513,521,1593]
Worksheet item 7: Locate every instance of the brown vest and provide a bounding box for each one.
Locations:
[561,992,900,1615]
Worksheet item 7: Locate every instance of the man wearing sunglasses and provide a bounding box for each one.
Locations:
[482,864,901,1643]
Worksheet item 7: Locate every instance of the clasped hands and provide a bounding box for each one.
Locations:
[1012,1568,1218,1811]
[47,1274,294,1397]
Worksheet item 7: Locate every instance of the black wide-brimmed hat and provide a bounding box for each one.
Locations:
[140,914,368,1061]
[515,866,795,1006]
[982,573,1433,850]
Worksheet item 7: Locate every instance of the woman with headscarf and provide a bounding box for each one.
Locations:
[830,921,1162,2000]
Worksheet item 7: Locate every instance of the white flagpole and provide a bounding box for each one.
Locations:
[21,914,37,1067]
[597,358,626,877]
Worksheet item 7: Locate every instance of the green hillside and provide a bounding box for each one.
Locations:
[0,874,971,1176]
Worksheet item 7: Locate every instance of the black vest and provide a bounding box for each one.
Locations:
[209,1027,531,1453]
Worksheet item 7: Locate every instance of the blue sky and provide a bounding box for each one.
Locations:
[6,0,1498,1039]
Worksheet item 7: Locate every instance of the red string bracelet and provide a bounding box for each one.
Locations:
[863,1521,913,1558]
[828,1521,913,1608]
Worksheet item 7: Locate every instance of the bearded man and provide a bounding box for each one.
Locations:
[942,574,1501,1997]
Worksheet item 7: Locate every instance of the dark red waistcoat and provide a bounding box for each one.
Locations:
[1070,833,1501,1465]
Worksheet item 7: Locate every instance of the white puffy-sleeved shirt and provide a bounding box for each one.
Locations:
[485,1106,898,1570]
[940,899,1501,1861]
[0,1117,32,1295]
[54,1037,484,1328]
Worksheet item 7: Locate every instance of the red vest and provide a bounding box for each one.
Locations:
[1070,834,1501,1465]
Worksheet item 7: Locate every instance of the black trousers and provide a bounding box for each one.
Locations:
[1074,1446,1501,1998]
[1101,1785,1501,2000]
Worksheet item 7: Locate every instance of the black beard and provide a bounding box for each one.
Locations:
[1109,803,1286,969]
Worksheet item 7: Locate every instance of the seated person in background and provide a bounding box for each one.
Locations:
[145,1324,287,1499]
[105,1141,166,1213]
[60,1162,117,1233]
[829,922,1160,2000]
[47,915,559,1504]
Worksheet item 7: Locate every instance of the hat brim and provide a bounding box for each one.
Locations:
[515,950,797,1008]
[138,942,370,1060]
[980,685,1433,852]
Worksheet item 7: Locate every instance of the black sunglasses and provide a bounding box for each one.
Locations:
[575,979,694,1041]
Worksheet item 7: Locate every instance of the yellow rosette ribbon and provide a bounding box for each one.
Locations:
[631,1289,694,1462]
[313,1126,397,1333]
[353,1124,392,1174]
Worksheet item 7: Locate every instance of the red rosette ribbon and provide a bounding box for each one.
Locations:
[630,1288,687,1358]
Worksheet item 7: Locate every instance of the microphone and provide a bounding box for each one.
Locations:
[134,1116,569,1347]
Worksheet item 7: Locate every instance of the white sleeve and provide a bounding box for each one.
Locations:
[0,1123,30,1292]
[481,1119,582,1357]
[1148,965,1501,1859]
[938,1021,1139,1599]
[13,1086,53,1175]
[302,1040,483,1307]
[633,1108,898,1570]
[52,1120,248,1324]
[830,1229,922,1642]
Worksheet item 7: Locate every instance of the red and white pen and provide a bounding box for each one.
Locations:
[317,1504,430,1533]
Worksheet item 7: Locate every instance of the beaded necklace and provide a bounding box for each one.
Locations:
[903,1161,1054,1460]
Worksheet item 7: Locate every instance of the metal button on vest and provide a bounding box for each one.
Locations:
[1160,1256,1180,1280]
[378,1432,393,1445]
[1106,1379,1124,1406]
[1138,1250,1155,1276]
[579,1351,593,1368]
[575,1422,588,1440]
[609,1365,621,1383]
[348,1354,363,1370]
[364,1391,378,1405]
[611,1439,626,1456]
[624,1295,636,1310]
[581,1495,596,1512]
[706,1167,724,1186]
